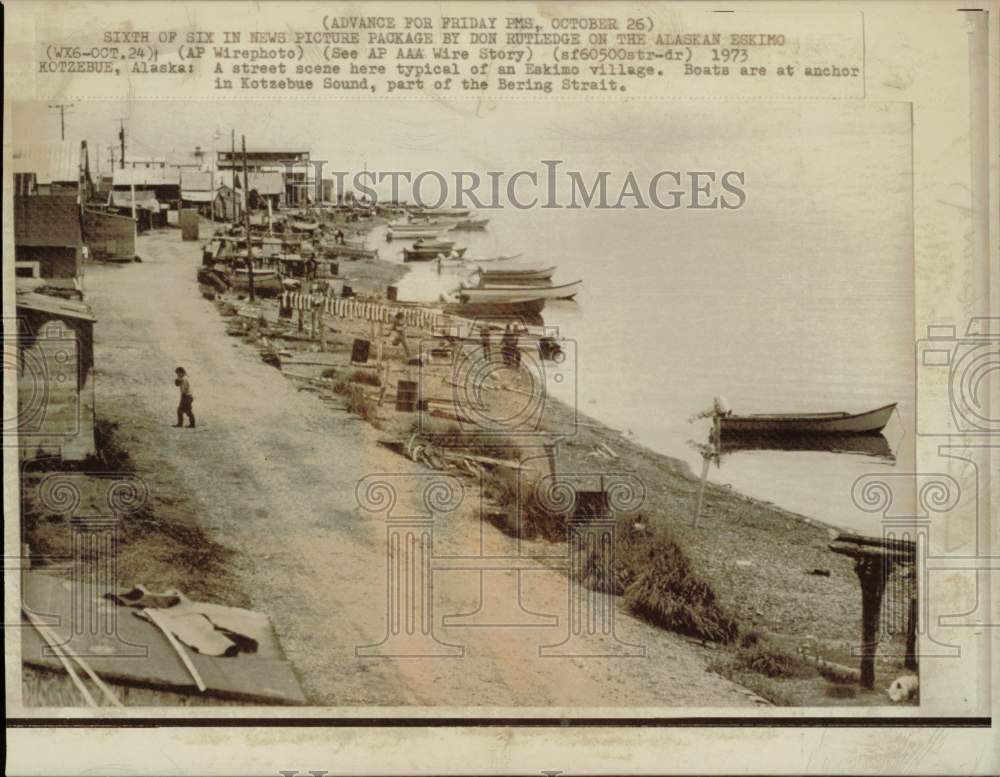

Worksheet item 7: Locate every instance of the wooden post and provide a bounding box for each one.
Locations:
[855,554,887,689]
[692,453,711,528]
[905,596,918,671]
[242,135,255,302]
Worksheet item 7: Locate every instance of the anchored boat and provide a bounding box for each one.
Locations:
[458,279,582,302]
[719,403,898,436]
[404,246,468,262]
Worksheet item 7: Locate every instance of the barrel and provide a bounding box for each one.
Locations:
[395,380,419,412]
[386,285,398,302]
[351,338,370,364]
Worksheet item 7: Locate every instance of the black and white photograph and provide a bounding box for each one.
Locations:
[3,1,996,774]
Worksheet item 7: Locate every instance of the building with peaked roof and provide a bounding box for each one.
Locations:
[11,141,93,200]
[15,291,98,461]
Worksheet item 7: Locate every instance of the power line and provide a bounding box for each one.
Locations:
[48,103,74,140]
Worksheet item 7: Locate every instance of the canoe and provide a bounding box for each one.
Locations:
[459,279,582,302]
[719,403,897,436]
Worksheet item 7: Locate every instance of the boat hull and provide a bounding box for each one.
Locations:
[719,403,897,436]
[460,279,581,303]
[444,298,546,323]
[404,247,468,261]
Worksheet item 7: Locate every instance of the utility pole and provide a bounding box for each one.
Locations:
[230,129,237,222]
[117,119,126,169]
[242,134,255,301]
[49,103,74,140]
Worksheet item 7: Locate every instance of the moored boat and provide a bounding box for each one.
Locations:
[386,225,445,240]
[477,265,556,283]
[403,246,468,262]
[459,279,582,302]
[444,298,546,323]
[719,403,898,436]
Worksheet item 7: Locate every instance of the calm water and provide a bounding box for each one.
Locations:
[385,104,915,534]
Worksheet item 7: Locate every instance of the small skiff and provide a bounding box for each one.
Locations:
[459,279,582,303]
[719,403,898,436]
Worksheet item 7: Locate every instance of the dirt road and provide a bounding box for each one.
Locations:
[82,229,761,708]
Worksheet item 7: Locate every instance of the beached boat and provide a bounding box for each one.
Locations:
[322,243,379,260]
[452,217,489,230]
[403,246,468,262]
[719,403,897,436]
[230,267,282,295]
[459,279,582,302]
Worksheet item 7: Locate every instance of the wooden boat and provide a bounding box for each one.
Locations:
[452,217,489,230]
[444,298,546,322]
[459,279,582,302]
[478,266,556,283]
[322,243,379,260]
[386,226,444,240]
[230,267,282,296]
[290,219,320,232]
[413,239,456,250]
[404,246,468,262]
[718,432,894,460]
[719,403,897,436]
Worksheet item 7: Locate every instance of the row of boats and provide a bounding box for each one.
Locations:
[201,203,584,320]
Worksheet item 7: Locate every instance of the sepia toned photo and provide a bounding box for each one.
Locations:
[4,1,996,774]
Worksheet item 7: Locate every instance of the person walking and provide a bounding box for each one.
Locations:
[174,367,195,428]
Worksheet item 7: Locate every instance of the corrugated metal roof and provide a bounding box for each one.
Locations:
[11,143,81,185]
[16,291,96,322]
[112,168,180,187]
